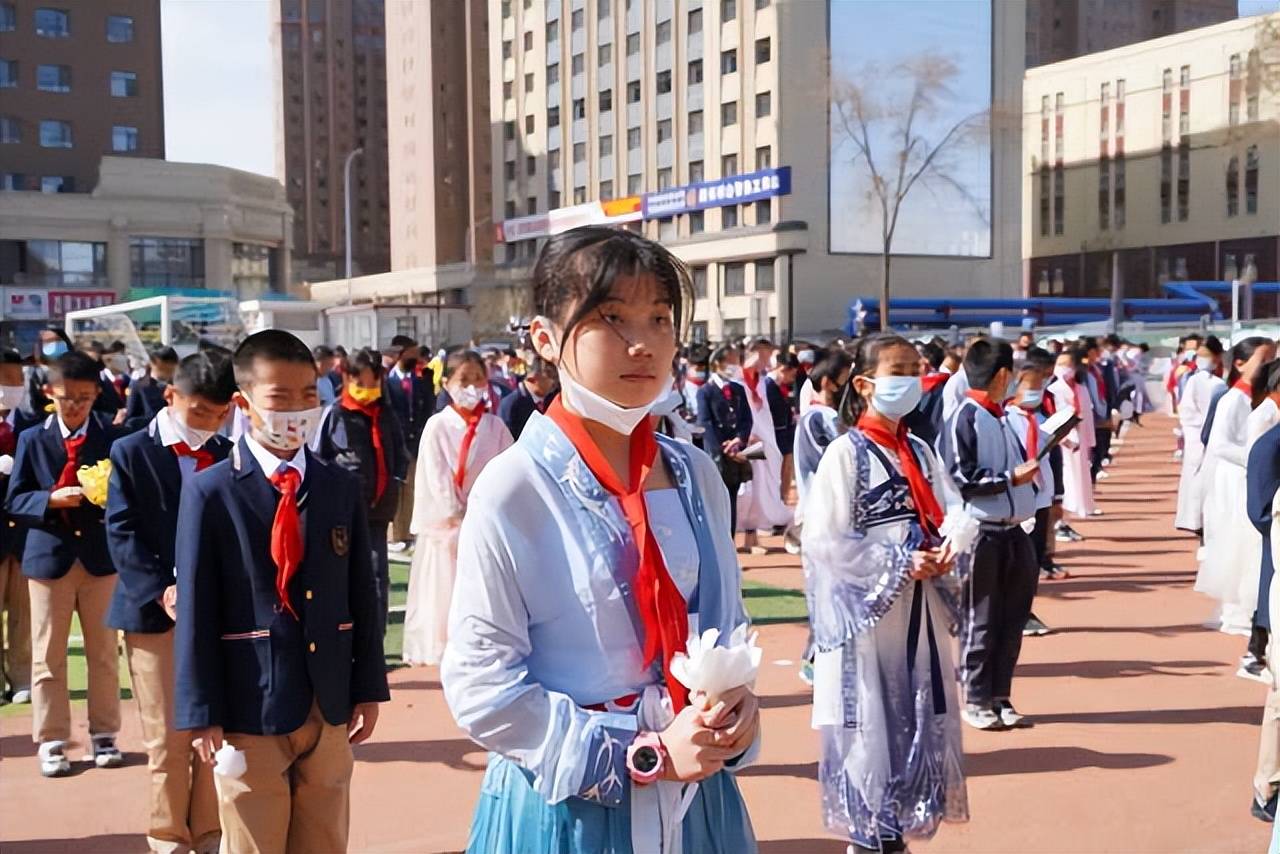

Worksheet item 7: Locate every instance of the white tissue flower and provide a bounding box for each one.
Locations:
[938,508,980,555]
[213,743,247,779]
[669,624,762,702]
[0,455,12,477]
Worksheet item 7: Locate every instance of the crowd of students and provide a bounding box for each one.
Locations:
[0,222,1218,854]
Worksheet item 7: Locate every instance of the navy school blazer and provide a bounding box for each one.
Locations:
[123,377,167,433]
[0,408,42,561]
[695,380,753,465]
[173,440,390,735]
[5,411,122,579]
[1247,421,1280,630]
[105,419,233,633]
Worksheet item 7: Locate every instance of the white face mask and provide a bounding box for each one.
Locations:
[172,409,217,449]
[1195,356,1213,372]
[536,316,666,436]
[1020,388,1044,407]
[106,355,129,374]
[865,375,922,419]
[723,364,744,382]
[1054,366,1074,382]
[453,384,484,411]
[0,385,23,411]
[245,394,322,452]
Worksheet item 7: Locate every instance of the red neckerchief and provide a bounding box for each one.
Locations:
[269,467,303,620]
[452,405,484,491]
[921,372,949,393]
[0,419,14,457]
[112,375,127,400]
[1088,364,1108,400]
[741,368,763,409]
[856,412,943,536]
[546,397,690,712]
[55,433,87,490]
[1234,379,1253,397]
[171,441,215,472]
[684,376,705,387]
[1014,403,1039,460]
[965,389,1006,420]
[340,387,388,503]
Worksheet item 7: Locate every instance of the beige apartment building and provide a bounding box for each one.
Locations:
[1023,13,1280,303]
[0,0,165,194]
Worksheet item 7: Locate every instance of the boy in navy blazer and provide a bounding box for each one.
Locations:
[5,350,125,777]
[696,345,754,538]
[123,346,179,432]
[107,351,236,853]
[175,330,389,854]
[496,355,559,440]
[384,335,433,550]
[0,349,37,707]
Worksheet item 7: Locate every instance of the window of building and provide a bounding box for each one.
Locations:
[658,167,672,189]
[111,125,137,152]
[0,58,14,88]
[1100,81,1109,103]
[657,70,672,94]
[600,134,613,156]
[1114,153,1126,228]
[755,0,770,8]
[755,37,770,64]
[524,30,533,51]
[130,237,205,288]
[504,160,516,180]
[1247,94,1259,122]
[1160,144,1172,223]
[1230,100,1239,127]
[599,0,611,18]
[657,119,672,142]
[756,145,771,169]
[40,176,71,193]
[0,4,13,31]
[721,101,737,126]
[527,155,536,176]
[1246,145,1259,215]
[627,32,640,55]
[572,98,585,120]
[600,88,613,112]
[688,59,703,85]
[502,40,512,59]
[755,91,771,118]
[0,115,18,143]
[755,260,774,291]
[549,149,561,171]
[1038,166,1050,237]
[1179,64,1190,88]
[525,114,534,134]
[524,72,534,92]
[627,80,641,103]
[39,120,71,148]
[0,173,23,190]
[1052,165,1063,235]
[722,0,737,23]
[549,190,561,207]
[627,126,641,148]
[656,20,671,44]
[571,8,584,29]
[1227,155,1240,217]
[1162,68,1172,92]
[689,8,702,34]
[548,62,560,84]
[690,210,705,233]
[501,0,511,17]
[1098,156,1110,230]
[1177,144,1189,221]
[110,70,137,97]
[599,43,612,66]
[722,153,738,176]
[503,81,513,100]
[689,110,703,136]
[572,53,584,76]
[573,186,586,204]
[573,141,586,163]
[526,196,537,215]
[548,106,560,127]
[724,205,740,229]
[721,49,737,75]
[546,21,558,42]
[628,173,641,193]
[106,14,133,42]
[692,266,707,297]
[724,262,745,293]
[755,197,771,223]
[600,179,613,198]
[35,8,69,37]
[504,201,517,218]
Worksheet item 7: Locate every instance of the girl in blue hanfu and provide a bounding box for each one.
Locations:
[803,333,975,854]
[441,226,760,854]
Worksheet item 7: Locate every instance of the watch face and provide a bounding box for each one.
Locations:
[633,746,659,774]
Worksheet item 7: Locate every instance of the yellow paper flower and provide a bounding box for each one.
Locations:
[76,458,112,508]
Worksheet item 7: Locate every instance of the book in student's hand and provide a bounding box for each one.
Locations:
[1037,409,1081,461]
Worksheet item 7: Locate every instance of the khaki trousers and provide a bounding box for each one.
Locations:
[391,453,417,543]
[125,630,221,854]
[1257,635,1280,802]
[0,553,31,693]
[29,562,120,744]
[215,702,353,854]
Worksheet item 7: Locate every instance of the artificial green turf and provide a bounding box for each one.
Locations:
[1,554,805,717]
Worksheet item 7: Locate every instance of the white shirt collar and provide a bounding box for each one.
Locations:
[710,373,727,389]
[243,431,306,483]
[154,407,182,448]
[56,415,87,440]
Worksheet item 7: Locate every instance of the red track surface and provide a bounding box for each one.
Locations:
[0,416,1271,852]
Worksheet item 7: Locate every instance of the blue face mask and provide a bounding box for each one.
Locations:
[42,340,68,359]
[868,375,922,418]
[1005,375,1020,402]
[1020,388,1044,407]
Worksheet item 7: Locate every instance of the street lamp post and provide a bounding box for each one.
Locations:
[343,147,364,304]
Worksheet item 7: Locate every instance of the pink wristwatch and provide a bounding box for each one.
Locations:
[626,731,665,786]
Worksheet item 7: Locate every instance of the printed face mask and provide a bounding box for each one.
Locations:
[245,394,322,452]
[453,384,484,411]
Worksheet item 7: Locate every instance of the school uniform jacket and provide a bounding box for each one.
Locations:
[95,370,129,415]
[316,400,410,525]
[105,419,233,633]
[123,376,167,433]
[496,383,558,441]
[5,412,121,579]
[173,441,390,735]
[1247,421,1280,630]
[764,376,795,455]
[385,366,435,449]
[695,379,753,466]
[938,396,1037,526]
[0,408,40,561]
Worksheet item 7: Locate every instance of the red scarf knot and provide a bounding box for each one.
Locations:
[269,466,304,620]
[855,413,944,537]
[340,388,388,504]
[452,406,484,491]
[171,441,215,472]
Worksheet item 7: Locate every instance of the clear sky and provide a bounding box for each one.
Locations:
[161,0,1279,182]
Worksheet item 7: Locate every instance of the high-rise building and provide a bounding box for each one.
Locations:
[1025,0,1238,68]
[0,0,165,194]
[272,0,390,285]
[385,0,492,275]
[1023,13,1279,304]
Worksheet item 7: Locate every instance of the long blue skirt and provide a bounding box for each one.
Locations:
[466,754,758,854]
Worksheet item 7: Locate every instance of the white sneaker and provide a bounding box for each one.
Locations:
[1097,470,1110,480]
[961,704,1005,731]
[387,541,409,553]
[10,688,30,704]
[996,700,1034,729]
[91,734,124,768]
[38,741,72,778]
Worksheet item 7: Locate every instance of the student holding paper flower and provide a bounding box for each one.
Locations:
[442,226,760,854]
[803,333,972,854]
